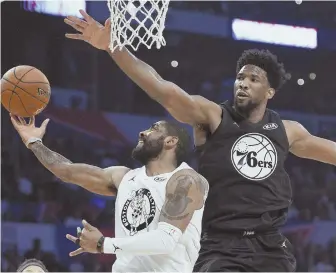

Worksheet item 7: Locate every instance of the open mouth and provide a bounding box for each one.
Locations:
[236,90,249,99]
[138,137,147,144]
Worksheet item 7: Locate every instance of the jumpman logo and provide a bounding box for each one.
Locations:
[281,241,287,248]
[113,244,122,252]
[129,176,136,182]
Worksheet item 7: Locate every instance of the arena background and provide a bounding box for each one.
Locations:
[1,1,336,271]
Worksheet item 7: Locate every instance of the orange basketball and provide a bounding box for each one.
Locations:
[1,65,51,117]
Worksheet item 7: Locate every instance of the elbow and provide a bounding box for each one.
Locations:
[165,242,177,254]
[155,240,176,255]
[158,228,180,255]
[54,163,73,182]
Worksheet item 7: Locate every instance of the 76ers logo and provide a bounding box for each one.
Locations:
[231,133,277,181]
[121,188,156,236]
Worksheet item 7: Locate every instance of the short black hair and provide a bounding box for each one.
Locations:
[236,49,287,91]
[17,259,48,272]
[163,121,191,166]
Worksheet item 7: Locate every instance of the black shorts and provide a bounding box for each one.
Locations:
[194,231,296,272]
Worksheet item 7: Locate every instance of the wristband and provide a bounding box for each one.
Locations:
[25,137,42,148]
[97,236,105,253]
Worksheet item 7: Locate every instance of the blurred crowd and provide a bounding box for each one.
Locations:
[1,239,112,272]
[289,235,336,272]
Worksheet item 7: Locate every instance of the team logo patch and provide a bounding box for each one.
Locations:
[263,123,278,130]
[154,176,166,182]
[231,133,277,181]
[121,188,156,236]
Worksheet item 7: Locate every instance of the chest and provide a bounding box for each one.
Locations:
[115,175,167,236]
[198,120,288,182]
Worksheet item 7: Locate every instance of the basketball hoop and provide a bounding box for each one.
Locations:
[107,0,170,52]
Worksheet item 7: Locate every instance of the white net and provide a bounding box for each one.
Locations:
[107,0,170,52]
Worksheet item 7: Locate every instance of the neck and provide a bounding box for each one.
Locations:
[247,103,267,123]
[235,101,267,124]
[145,158,177,177]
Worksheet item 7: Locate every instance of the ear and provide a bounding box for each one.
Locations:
[164,136,178,150]
[267,88,275,99]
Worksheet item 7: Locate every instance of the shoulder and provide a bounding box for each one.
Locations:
[191,96,223,133]
[282,120,310,147]
[165,168,208,209]
[167,168,209,198]
[191,95,222,119]
[103,166,132,189]
[282,120,309,134]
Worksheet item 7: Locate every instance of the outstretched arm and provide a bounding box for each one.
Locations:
[284,120,336,165]
[109,48,221,126]
[10,114,130,196]
[101,169,208,255]
[64,10,222,127]
[29,142,130,196]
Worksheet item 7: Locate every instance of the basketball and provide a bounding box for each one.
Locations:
[1,65,51,117]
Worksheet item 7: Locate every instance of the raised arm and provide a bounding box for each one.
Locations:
[64,10,222,127]
[283,120,336,165]
[109,48,221,126]
[29,142,130,196]
[101,168,208,255]
[10,115,130,196]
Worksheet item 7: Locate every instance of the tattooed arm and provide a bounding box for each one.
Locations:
[159,168,208,231]
[102,169,208,255]
[9,115,130,196]
[29,142,130,196]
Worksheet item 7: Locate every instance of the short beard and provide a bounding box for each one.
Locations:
[132,136,165,165]
[233,99,259,118]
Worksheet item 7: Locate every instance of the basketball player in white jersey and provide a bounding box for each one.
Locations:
[10,114,208,272]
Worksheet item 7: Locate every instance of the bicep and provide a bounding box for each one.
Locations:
[64,164,129,196]
[285,120,336,164]
[159,169,208,232]
[161,83,221,126]
[291,135,336,163]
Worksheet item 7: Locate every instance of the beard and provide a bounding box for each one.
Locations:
[132,136,165,165]
[233,97,260,118]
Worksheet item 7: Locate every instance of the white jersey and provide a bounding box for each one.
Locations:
[112,162,207,272]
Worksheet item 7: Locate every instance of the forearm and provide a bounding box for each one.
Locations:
[107,48,212,125]
[30,141,72,180]
[103,222,182,255]
[29,141,118,195]
[107,48,168,103]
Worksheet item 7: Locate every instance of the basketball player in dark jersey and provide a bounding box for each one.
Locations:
[65,11,336,271]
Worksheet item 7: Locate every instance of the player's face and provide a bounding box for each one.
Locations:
[132,121,167,165]
[233,65,272,116]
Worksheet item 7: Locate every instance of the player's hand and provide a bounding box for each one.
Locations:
[66,220,104,257]
[10,114,50,145]
[64,9,111,51]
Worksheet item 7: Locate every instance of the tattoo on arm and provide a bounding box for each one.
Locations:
[162,175,193,220]
[29,142,126,196]
[30,142,72,165]
[161,171,208,222]
[30,141,72,178]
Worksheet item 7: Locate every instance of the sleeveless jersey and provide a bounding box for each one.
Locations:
[113,162,207,272]
[197,101,291,234]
